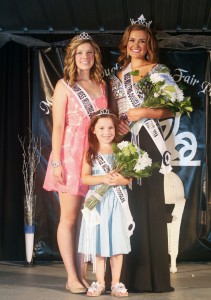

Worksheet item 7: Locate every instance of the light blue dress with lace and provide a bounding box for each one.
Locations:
[78,153,131,258]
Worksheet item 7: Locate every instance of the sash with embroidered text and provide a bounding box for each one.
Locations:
[95,153,135,237]
[62,80,96,118]
[122,63,172,175]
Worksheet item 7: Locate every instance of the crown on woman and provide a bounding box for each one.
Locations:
[95,109,117,118]
[77,32,92,40]
[130,14,152,28]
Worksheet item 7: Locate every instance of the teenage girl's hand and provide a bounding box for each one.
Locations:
[53,166,64,185]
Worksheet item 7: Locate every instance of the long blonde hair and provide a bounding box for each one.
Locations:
[118,24,159,70]
[64,35,103,86]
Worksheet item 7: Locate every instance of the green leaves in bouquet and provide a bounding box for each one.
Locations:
[112,142,160,177]
[113,142,139,172]
[130,70,139,76]
[120,162,160,179]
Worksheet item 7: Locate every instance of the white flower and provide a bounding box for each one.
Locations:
[159,73,176,85]
[154,92,159,98]
[169,92,177,102]
[134,152,152,171]
[161,82,182,103]
[163,89,177,102]
[150,73,164,84]
[175,87,184,101]
[117,141,129,150]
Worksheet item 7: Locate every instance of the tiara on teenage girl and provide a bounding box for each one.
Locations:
[77,32,92,40]
[130,14,152,28]
[94,109,117,118]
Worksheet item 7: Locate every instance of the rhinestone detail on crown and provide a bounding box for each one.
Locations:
[130,14,152,28]
[95,109,117,118]
[77,32,92,40]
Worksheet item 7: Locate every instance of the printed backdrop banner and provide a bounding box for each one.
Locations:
[32,47,211,261]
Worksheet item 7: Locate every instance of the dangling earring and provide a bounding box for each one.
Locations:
[146,53,149,61]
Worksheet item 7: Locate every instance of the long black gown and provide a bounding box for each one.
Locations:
[106,65,174,293]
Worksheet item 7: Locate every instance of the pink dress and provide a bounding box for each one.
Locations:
[43,79,108,197]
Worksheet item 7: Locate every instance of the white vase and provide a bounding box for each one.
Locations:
[24,195,36,266]
[25,232,35,263]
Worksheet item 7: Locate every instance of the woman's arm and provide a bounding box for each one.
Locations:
[51,80,67,184]
[126,107,174,122]
[108,78,131,136]
[107,79,119,115]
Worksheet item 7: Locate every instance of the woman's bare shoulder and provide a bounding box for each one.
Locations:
[55,78,66,88]
[53,79,69,100]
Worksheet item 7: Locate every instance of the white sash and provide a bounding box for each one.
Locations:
[122,64,172,175]
[122,63,142,108]
[62,80,96,118]
[143,119,172,174]
[95,153,135,237]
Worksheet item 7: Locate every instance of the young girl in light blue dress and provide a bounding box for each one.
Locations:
[78,109,133,297]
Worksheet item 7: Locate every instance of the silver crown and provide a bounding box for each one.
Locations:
[130,14,152,28]
[95,109,117,118]
[77,32,92,40]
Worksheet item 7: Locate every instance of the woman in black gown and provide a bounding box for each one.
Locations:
[108,23,175,293]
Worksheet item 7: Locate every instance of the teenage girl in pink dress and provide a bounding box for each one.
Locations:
[43,32,107,293]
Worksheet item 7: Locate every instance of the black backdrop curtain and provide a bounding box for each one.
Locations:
[0,42,30,260]
[33,46,211,261]
[0,41,211,262]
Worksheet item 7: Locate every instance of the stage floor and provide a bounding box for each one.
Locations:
[0,261,210,299]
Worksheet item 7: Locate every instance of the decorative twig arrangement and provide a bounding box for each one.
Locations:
[18,132,42,225]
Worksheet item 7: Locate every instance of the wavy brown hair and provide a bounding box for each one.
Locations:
[64,35,103,86]
[86,110,119,166]
[118,24,159,70]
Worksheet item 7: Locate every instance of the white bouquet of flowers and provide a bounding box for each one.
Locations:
[84,141,159,210]
[131,67,193,117]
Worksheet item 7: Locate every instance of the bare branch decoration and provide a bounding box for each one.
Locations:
[18,132,42,225]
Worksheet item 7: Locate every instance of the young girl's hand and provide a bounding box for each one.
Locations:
[103,173,115,185]
[105,171,130,186]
